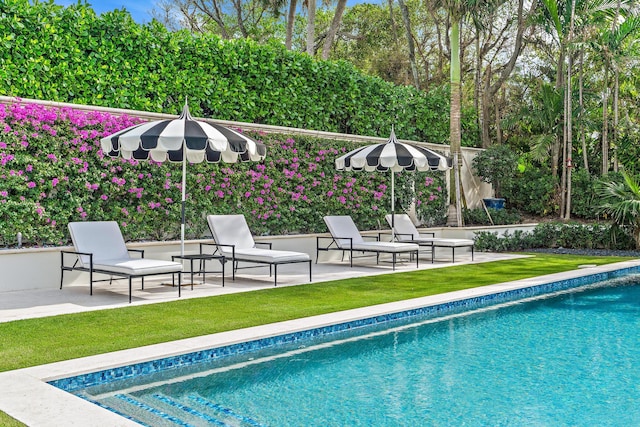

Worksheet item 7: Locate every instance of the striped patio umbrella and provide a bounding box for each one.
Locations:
[335,127,451,238]
[100,101,266,255]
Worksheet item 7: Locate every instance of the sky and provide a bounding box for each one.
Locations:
[53,0,371,25]
[54,1,156,23]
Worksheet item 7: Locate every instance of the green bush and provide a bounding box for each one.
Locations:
[463,208,522,226]
[471,144,518,198]
[502,166,557,216]
[0,0,451,144]
[570,168,600,219]
[474,222,636,252]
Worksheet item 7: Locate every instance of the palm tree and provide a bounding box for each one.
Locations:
[437,0,498,226]
[599,171,640,249]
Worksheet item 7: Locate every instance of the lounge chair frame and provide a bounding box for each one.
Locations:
[385,214,475,263]
[60,249,184,303]
[317,216,419,270]
[60,221,182,302]
[205,215,312,286]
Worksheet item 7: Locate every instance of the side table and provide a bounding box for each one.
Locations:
[171,254,225,287]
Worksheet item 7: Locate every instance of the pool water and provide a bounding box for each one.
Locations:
[73,278,640,426]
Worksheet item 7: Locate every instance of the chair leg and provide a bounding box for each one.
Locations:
[220,258,225,287]
[128,277,132,303]
[274,264,278,286]
[308,261,312,282]
[178,272,182,297]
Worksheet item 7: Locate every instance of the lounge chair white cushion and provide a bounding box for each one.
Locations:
[207,214,255,249]
[68,221,182,274]
[68,221,130,267]
[351,242,419,253]
[324,215,418,252]
[430,238,475,248]
[385,214,474,247]
[233,248,310,263]
[323,215,365,248]
[92,258,183,276]
[207,214,310,262]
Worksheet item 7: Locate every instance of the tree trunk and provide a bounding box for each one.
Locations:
[602,66,609,175]
[448,17,462,226]
[321,0,347,60]
[285,0,297,50]
[306,0,316,56]
[552,45,565,179]
[193,0,229,38]
[579,48,589,172]
[613,66,619,171]
[231,0,248,38]
[387,0,399,42]
[482,0,531,146]
[397,0,419,88]
[475,35,483,145]
[564,0,576,220]
[481,64,491,147]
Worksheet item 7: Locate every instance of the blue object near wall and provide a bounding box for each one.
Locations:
[483,198,505,210]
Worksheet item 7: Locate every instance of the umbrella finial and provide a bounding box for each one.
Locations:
[388,126,398,144]
[179,98,192,120]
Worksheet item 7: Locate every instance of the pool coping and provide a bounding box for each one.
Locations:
[2,259,640,426]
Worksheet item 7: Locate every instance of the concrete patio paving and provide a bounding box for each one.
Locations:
[0,252,516,323]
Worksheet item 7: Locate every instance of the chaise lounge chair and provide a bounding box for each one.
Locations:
[61,221,184,303]
[205,214,311,286]
[385,214,474,263]
[317,215,419,270]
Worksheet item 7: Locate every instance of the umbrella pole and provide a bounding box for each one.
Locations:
[181,155,186,257]
[391,171,395,241]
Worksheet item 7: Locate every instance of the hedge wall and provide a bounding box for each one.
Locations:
[0,0,465,145]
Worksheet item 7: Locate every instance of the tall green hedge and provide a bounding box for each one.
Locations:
[0,0,460,144]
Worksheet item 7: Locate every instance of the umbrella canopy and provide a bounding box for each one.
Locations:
[100,102,266,255]
[335,127,451,238]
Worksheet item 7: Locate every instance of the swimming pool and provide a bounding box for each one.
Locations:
[48,265,640,426]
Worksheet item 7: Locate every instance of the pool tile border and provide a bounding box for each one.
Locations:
[49,264,640,394]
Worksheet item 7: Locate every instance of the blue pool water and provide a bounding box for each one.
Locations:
[55,274,640,426]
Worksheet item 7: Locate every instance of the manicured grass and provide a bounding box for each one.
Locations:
[0,412,25,427]
[0,253,633,374]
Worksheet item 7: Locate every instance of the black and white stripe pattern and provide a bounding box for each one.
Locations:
[335,128,451,172]
[100,103,266,163]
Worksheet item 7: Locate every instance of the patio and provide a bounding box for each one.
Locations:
[0,251,512,323]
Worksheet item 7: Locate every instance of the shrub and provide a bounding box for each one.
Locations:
[570,168,600,219]
[471,144,518,198]
[463,208,522,226]
[0,0,450,143]
[473,222,636,252]
[502,166,557,216]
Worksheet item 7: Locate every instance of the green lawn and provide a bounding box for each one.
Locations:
[0,253,634,374]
